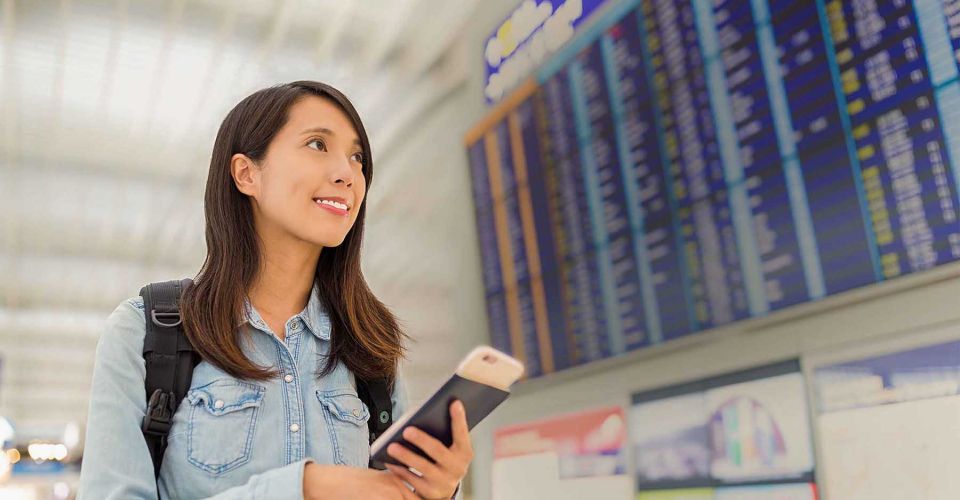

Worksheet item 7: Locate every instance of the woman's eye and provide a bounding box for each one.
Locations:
[351,152,364,164]
[307,139,326,151]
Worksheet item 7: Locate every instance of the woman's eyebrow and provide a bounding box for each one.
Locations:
[300,126,361,146]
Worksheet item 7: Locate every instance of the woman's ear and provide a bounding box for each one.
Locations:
[231,153,259,197]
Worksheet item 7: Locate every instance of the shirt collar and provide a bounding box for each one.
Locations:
[242,283,331,341]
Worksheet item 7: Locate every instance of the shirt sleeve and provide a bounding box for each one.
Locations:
[200,459,313,500]
[77,299,314,500]
[78,299,161,499]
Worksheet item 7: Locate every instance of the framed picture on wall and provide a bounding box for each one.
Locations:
[630,360,817,499]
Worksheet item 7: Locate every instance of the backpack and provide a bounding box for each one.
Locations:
[139,279,394,478]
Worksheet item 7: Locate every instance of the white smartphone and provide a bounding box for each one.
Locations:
[455,345,525,390]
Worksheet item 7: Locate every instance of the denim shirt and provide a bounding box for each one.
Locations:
[78,285,411,499]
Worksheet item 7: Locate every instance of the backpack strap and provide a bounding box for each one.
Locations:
[140,278,199,479]
[356,376,393,469]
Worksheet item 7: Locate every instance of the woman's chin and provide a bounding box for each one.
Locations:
[304,233,347,249]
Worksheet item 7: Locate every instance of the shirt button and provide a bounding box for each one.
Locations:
[352,409,361,417]
[214,400,225,409]
[289,423,300,433]
[284,374,294,383]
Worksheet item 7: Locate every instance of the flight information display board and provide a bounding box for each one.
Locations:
[466,0,960,377]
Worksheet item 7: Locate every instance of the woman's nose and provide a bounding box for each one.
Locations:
[331,157,355,187]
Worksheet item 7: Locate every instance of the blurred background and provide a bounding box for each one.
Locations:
[1,0,960,499]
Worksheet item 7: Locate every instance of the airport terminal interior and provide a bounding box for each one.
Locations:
[1,0,960,498]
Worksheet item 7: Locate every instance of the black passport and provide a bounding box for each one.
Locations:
[370,373,510,467]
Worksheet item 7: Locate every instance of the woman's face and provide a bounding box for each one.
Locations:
[233,96,367,249]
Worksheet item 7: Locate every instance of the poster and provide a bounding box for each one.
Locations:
[631,361,815,495]
[493,406,632,499]
[705,373,814,482]
[815,340,960,499]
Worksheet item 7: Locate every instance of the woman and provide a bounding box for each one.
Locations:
[79,81,472,499]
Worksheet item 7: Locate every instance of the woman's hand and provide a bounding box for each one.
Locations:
[384,400,474,499]
[303,462,418,500]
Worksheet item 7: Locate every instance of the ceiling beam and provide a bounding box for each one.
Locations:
[0,306,107,334]
[165,0,240,149]
[357,0,416,72]
[0,252,194,310]
[1,0,18,310]
[396,0,480,79]
[2,389,92,405]
[259,0,298,57]
[0,399,90,423]
[137,0,185,139]
[95,0,128,121]
[47,0,72,134]
[151,182,206,265]
[7,205,202,270]
[314,0,354,63]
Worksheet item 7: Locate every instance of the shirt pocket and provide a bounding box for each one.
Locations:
[317,388,370,467]
[185,379,265,475]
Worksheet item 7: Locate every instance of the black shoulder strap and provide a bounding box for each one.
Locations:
[140,278,199,479]
[357,376,393,468]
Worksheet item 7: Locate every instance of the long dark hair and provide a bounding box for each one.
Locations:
[180,81,406,383]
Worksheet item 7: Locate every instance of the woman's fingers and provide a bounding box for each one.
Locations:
[385,472,419,500]
[384,402,475,498]
[386,463,457,500]
[385,464,430,493]
[387,442,442,477]
[401,426,456,468]
[372,469,416,500]
[449,400,473,459]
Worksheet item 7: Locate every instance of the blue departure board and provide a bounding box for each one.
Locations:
[465,0,960,378]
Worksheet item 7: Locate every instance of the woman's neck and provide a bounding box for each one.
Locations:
[248,235,322,332]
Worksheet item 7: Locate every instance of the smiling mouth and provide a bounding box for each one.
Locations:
[313,198,350,216]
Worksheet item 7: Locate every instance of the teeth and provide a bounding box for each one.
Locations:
[316,199,348,211]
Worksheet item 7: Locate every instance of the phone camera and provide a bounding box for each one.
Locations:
[482,354,496,363]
